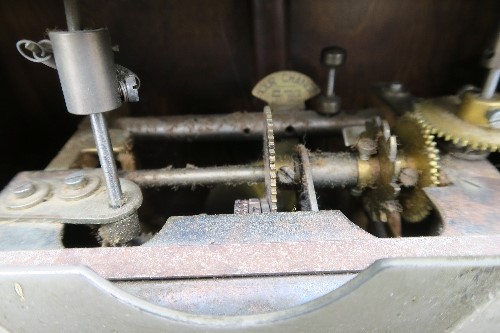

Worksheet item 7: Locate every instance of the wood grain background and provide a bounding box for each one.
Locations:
[0,0,498,185]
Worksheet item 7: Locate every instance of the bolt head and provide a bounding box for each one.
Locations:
[321,46,346,67]
[64,171,88,189]
[389,82,403,93]
[13,182,36,199]
[316,95,341,115]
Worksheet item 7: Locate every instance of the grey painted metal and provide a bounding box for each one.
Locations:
[145,210,371,247]
[90,113,124,208]
[0,258,499,332]
[481,68,500,99]
[297,145,319,211]
[115,274,356,316]
[0,170,141,225]
[112,110,379,140]
[0,221,63,250]
[0,233,499,280]
[49,29,121,115]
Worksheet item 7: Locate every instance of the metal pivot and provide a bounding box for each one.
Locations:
[90,113,124,208]
[62,0,124,209]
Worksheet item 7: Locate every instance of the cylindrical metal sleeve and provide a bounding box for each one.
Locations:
[49,29,121,115]
[309,152,358,188]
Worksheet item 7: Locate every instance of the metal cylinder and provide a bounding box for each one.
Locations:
[90,113,123,208]
[113,109,379,141]
[49,29,121,115]
[481,69,500,99]
[310,152,358,188]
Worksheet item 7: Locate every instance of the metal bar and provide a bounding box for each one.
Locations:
[326,68,335,97]
[64,0,81,31]
[112,110,378,141]
[90,113,123,208]
[482,69,500,99]
[0,236,498,280]
[123,166,265,188]
[297,145,319,211]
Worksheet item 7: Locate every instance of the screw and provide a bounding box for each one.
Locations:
[357,138,377,160]
[14,182,36,199]
[389,82,403,93]
[64,171,88,189]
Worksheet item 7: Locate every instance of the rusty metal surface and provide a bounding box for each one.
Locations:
[0,234,498,280]
[112,109,379,140]
[425,155,500,235]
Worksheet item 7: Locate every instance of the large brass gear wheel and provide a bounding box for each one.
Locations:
[394,113,440,222]
[414,96,500,151]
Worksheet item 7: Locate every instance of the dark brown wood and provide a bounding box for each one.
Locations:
[0,0,499,183]
[251,0,287,80]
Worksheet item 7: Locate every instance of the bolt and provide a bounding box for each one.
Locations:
[488,109,500,128]
[357,137,377,160]
[64,171,88,189]
[389,82,403,93]
[13,182,36,199]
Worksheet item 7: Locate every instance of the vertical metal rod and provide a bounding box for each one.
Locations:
[481,69,500,99]
[326,68,336,97]
[64,0,81,31]
[90,113,124,208]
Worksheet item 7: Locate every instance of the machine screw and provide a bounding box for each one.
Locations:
[13,182,36,199]
[389,82,403,93]
[357,138,377,160]
[64,171,88,189]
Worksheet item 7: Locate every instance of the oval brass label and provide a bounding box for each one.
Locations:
[252,71,320,110]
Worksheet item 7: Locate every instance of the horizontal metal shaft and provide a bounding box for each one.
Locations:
[113,110,378,141]
[122,153,358,189]
[90,113,123,208]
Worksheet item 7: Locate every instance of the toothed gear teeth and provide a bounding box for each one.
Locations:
[416,97,500,152]
[263,106,278,212]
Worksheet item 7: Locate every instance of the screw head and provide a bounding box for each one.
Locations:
[321,46,346,68]
[13,182,36,199]
[389,82,403,93]
[64,171,88,189]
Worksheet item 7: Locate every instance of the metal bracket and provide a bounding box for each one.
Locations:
[0,169,142,225]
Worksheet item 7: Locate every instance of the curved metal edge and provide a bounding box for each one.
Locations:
[0,256,499,332]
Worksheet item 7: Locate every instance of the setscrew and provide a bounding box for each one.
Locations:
[64,171,88,189]
[357,137,377,161]
[14,182,36,199]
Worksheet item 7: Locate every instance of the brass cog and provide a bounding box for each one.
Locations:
[414,96,500,152]
[394,113,440,222]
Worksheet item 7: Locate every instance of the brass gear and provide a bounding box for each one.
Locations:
[414,96,500,152]
[394,113,440,222]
